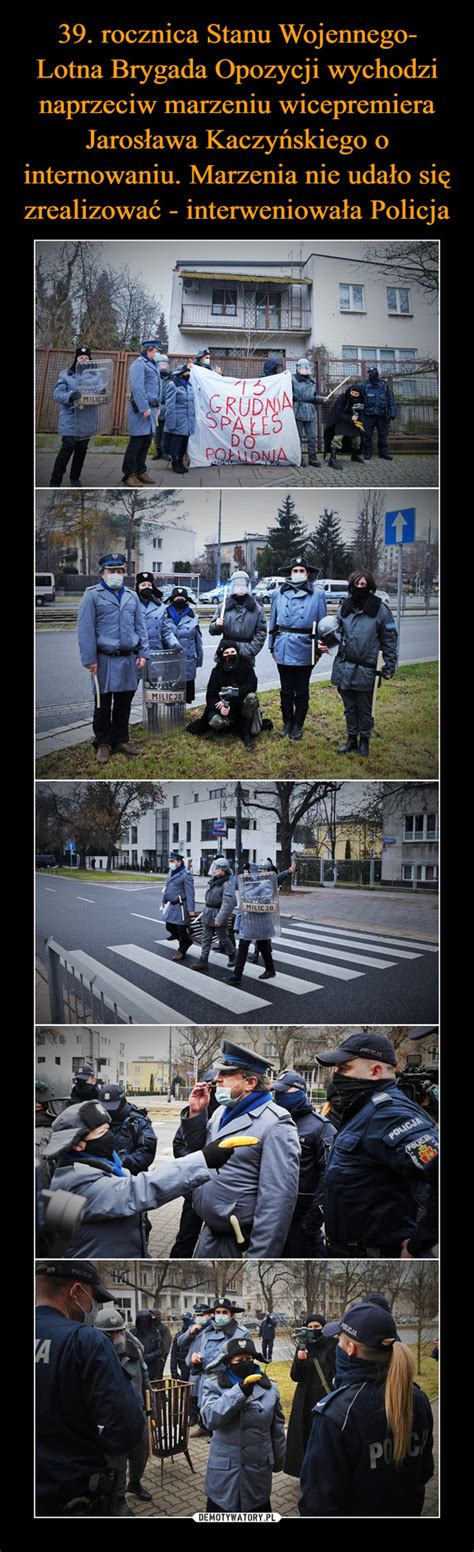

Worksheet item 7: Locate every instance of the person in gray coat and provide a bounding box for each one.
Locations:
[122,338,163,487]
[50,345,107,487]
[291,358,329,467]
[195,856,237,974]
[42,1097,235,1258]
[94,1306,153,1504]
[161,852,196,961]
[200,1337,286,1512]
[77,551,149,765]
[209,571,267,662]
[179,1039,301,1258]
[326,569,398,757]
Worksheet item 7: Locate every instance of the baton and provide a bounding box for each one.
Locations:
[324,375,352,400]
[230,1213,246,1246]
[93,672,100,708]
[311,619,317,668]
[217,586,228,628]
[371,650,384,720]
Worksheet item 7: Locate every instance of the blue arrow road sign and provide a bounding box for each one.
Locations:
[66,841,76,852]
[385,507,416,545]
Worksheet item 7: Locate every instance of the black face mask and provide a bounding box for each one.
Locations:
[350,586,371,606]
[75,1081,98,1100]
[139,587,154,602]
[84,1131,116,1160]
[173,599,187,611]
[230,1360,260,1380]
[328,1073,382,1118]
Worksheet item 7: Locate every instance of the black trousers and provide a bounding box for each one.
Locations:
[152,418,166,456]
[122,434,152,477]
[234,938,274,974]
[261,1339,274,1361]
[206,1498,272,1513]
[362,414,389,457]
[338,686,374,737]
[50,437,89,485]
[169,1196,203,1258]
[93,690,135,747]
[277,662,313,726]
[168,433,189,464]
[166,922,192,953]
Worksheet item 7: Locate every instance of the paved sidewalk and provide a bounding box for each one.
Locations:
[36,449,438,490]
[284,888,439,939]
[125,1397,438,1517]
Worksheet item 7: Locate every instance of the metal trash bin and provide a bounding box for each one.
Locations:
[142,647,187,734]
[148,1378,194,1487]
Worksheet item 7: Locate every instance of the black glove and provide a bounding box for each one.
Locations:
[239,1375,260,1393]
[202,1138,235,1170]
[69,390,82,403]
[381,667,394,679]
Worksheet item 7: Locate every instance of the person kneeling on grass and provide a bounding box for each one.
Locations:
[186,642,273,752]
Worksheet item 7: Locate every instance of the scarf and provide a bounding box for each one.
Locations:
[218,1090,268,1132]
[62,1148,125,1177]
[168,604,191,624]
[333,1348,388,1388]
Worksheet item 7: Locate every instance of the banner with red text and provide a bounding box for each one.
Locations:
[188,366,301,467]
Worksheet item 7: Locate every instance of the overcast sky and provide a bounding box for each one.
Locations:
[35,486,438,545]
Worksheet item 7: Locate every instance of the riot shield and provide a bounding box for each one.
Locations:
[142,647,187,734]
[237,867,281,939]
[72,359,113,436]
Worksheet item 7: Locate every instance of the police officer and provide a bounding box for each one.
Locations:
[195,855,237,974]
[161,850,196,962]
[178,1038,301,1258]
[122,337,163,487]
[78,551,149,765]
[317,1031,439,1258]
[360,366,398,460]
[50,346,107,488]
[259,1313,277,1362]
[43,1097,236,1257]
[273,1070,336,1254]
[94,1307,153,1504]
[269,557,327,740]
[70,1064,99,1104]
[97,1083,157,1175]
[175,1304,215,1429]
[200,1337,286,1513]
[135,571,179,652]
[299,1299,434,1517]
[325,569,398,757]
[36,1259,145,1516]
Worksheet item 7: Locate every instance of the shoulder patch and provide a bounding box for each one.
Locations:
[371,1090,393,1106]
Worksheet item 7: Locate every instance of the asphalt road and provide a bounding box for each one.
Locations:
[36,872,438,1024]
[36,614,438,735]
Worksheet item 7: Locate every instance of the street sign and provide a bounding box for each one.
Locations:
[212,820,228,835]
[66,841,76,852]
[385,507,416,545]
[383,838,397,846]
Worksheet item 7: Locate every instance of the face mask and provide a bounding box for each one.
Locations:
[335,1344,354,1379]
[214,1314,231,1327]
[72,1287,99,1327]
[232,586,247,598]
[291,571,307,585]
[215,1086,234,1106]
[230,1360,260,1380]
[84,1131,116,1160]
[105,573,124,589]
[173,599,187,611]
[274,1088,305,1113]
[112,1333,126,1353]
[139,587,153,601]
[329,1073,379,1115]
[75,1080,98,1099]
[222,656,237,668]
[351,585,371,605]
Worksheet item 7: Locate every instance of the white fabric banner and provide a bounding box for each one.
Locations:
[187,366,302,468]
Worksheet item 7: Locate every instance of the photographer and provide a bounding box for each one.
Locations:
[186,643,271,751]
[284,1315,337,1479]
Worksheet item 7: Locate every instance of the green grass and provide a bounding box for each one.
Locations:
[36,663,438,779]
[36,866,166,884]
[261,1347,438,1417]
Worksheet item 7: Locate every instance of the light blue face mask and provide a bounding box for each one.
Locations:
[215,1086,234,1106]
[214,1314,231,1327]
[105,572,124,589]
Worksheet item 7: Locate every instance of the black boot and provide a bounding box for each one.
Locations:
[379,452,393,461]
[240,728,253,750]
[278,722,293,738]
[328,451,344,470]
[172,460,187,474]
[127,1481,153,1502]
[351,452,364,463]
[289,724,303,741]
[337,735,358,754]
[358,735,370,757]
[308,456,320,467]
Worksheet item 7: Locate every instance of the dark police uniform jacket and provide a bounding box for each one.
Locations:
[35,1306,144,1511]
[324,1082,438,1252]
[299,1370,433,1517]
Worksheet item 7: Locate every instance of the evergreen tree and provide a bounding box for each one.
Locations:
[78,270,120,349]
[308,509,351,578]
[263,495,310,572]
[157,310,169,351]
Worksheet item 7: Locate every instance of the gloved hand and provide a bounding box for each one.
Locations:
[381,668,394,679]
[202,1138,235,1170]
[239,1374,261,1393]
[69,390,82,403]
[301,1205,324,1235]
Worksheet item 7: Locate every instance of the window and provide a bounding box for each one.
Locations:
[186,822,191,842]
[152,562,162,573]
[339,283,365,312]
[342,346,417,368]
[172,796,179,809]
[209,788,225,798]
[255,289,281,329]
[404,813,438,841]
[131,826,137,843]
[402,863,413,880]
[212,287,237,316]
[201,818,219,840]
[37,1055,45,1063]
[194,793,199,803]
[152,537,163,550]
[387,286,411,315]
[172,823,179,843]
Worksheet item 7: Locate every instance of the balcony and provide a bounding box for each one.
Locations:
[179,301,312,335]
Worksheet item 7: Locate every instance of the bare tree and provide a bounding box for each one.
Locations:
[408,1262,439,1376]
[352,490,386,575]
[363,242,439,301]
[223,783,343,878]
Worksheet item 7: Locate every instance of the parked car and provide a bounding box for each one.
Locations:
[36,854,57,869]
[199,583,229,605]
[36,572,56,605]
[253,576,281,603]
[318,579,391,609]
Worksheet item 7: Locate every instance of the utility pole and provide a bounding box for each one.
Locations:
[424,518,432,613]
[235,781,242,873]
[167,1024,172,1103]
[215,491,222,586]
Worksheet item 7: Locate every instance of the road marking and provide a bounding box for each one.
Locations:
[131,913,164,924]
[159,941,324,995]
[283,919,438,952]
[272,934,395,971]
[281,927,420,960]
[109,943,270,1013]
[45,887,56,893]
[269,946,363,980]
[70,950,191,1023]
[76,896,96,903]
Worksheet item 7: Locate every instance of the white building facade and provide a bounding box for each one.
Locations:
[381,784,438,888]
[136,521,197,581]
[168,256,313,368]
[116,784,281,874]
[35,1026,126,1091]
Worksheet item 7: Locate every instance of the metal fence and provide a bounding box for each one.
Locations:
[317,356,438,441]
[44,937,192,1024]
[297,858,382,887]
[36,348,270,433]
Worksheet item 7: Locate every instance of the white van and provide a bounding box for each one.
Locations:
[36,572,56,605]
[319,577,390,608]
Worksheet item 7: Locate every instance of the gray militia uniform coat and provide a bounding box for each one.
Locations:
[78,583,149,694]
[200,1371,286,1510]
[48,1152,210,1257]
[182,1097,300,1257]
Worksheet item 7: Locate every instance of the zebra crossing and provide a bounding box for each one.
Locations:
[101,915,438,1022]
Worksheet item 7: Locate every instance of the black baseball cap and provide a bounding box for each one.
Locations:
[36,1261,113,1301]
[323,1300,397,1348]
[317,1031,397,1066]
